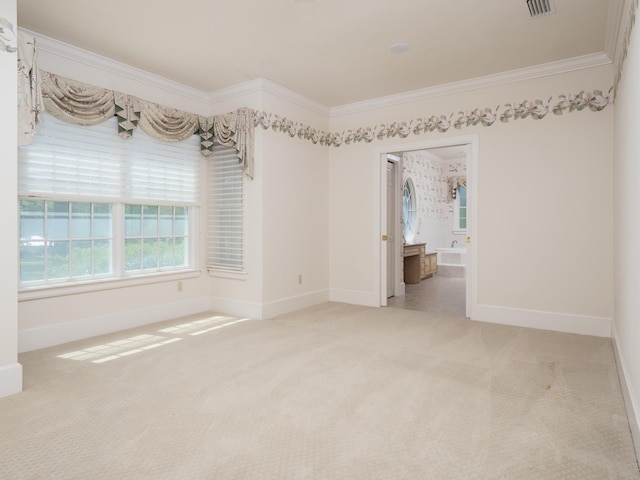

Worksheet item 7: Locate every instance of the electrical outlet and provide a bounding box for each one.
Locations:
[298,274,302,285]
[177,281,183,292]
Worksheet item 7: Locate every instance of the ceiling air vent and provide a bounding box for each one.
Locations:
[526,0,555,18]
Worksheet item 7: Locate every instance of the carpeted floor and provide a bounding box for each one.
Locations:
[1,302,638,479]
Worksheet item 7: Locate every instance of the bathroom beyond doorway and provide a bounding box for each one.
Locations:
[387,275,466,317]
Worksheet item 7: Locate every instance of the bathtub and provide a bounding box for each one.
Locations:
[435,247,466,277]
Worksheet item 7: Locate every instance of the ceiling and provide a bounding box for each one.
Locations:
[17,0,619,107]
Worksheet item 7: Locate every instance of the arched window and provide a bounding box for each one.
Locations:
[403,178,417,243]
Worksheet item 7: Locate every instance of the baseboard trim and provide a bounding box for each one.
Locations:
[0,363,23,399]
[209,290,331,320]
[208,296,264,320]
[612,323,640,463]
[473,304,612,337]
[261,289,330,319]
[329,288,378,307]
[19,297,210,353]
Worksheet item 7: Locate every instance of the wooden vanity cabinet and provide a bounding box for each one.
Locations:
[403,244,437,284]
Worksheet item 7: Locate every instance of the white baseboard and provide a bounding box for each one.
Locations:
[261,289,330,319]
[0,363,23,399]
[329,288,378,307]
[209,296,264,320]
[19,296,210,353]
[473,304,612,337]
[612,323,640,463]
[209,289,330,320]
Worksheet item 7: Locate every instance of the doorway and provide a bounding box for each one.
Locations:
[376,136,477,319]
[386,159,397,298]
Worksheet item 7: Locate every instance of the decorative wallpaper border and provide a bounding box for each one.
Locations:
[254,88,614,148]
[615,0,638,93]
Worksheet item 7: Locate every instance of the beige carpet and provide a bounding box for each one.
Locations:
[1,302,638,479]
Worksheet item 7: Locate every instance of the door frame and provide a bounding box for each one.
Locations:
[373,135,479,318]
[381,157,403,305]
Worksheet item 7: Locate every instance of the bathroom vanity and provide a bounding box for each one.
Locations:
[403,243,437,284]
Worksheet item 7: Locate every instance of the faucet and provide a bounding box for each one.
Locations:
[450,240,458,248]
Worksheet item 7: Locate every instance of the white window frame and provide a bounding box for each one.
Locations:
[18,113,202,298]
[452,185,467,234]
[19,199,115,284]
[122,204,193,274]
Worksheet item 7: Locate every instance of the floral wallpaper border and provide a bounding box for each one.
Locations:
[615,0,638,93]
[253,88,613,148]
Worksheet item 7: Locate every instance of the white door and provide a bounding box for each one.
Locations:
[386,161,395,298]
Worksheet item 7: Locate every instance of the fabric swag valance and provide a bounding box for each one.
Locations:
[17,33,254,178]
[448,176,467,202]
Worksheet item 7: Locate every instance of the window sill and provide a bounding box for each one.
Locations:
[18,269,202,302]
[208,268,247,281]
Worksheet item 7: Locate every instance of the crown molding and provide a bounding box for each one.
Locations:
[205,77,330,116]
[19,28,614,124]
[23,28,330,116]
[259,78,330,116]
[605,0,626,63]
[330,53,612,117]
[21,28,211,104]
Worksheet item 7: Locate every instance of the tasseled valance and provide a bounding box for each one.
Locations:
[448,176,467,202]
[17,33,254,178]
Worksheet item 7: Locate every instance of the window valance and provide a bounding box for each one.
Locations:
[41,71,115,125]
[17,33,254,178]
[448,176,467,202]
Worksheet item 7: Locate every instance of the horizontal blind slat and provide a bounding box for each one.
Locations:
[207,144,244,272]
[19,112,201,205]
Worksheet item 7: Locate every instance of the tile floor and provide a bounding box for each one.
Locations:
[386,274,466,317]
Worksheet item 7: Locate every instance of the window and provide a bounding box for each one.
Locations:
[18,112,200,288]
[403,178,417,244]
[207,144,244,273]
[124,205,189,272]
[20,200,112,283]
[453,186,467,232]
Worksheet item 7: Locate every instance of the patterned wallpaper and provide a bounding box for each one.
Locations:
[255,89,613,148]
[402,150,467,246]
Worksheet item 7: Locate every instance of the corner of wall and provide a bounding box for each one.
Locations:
[209,289,330,321]
[261,290,330,319]
[329,289,379,308]
[1,0,21,397]
[0,363,23,399]
[612,323,640,463]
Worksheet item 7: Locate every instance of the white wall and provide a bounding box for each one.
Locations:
[329,65,614,336]
[612,0,640,459]
[260,92,330,315]
[0,0,22,398]
[208,88,331,319]
[209,79,329,318]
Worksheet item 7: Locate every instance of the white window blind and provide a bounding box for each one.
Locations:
[19,112,201,205]
[207,144,244,272]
